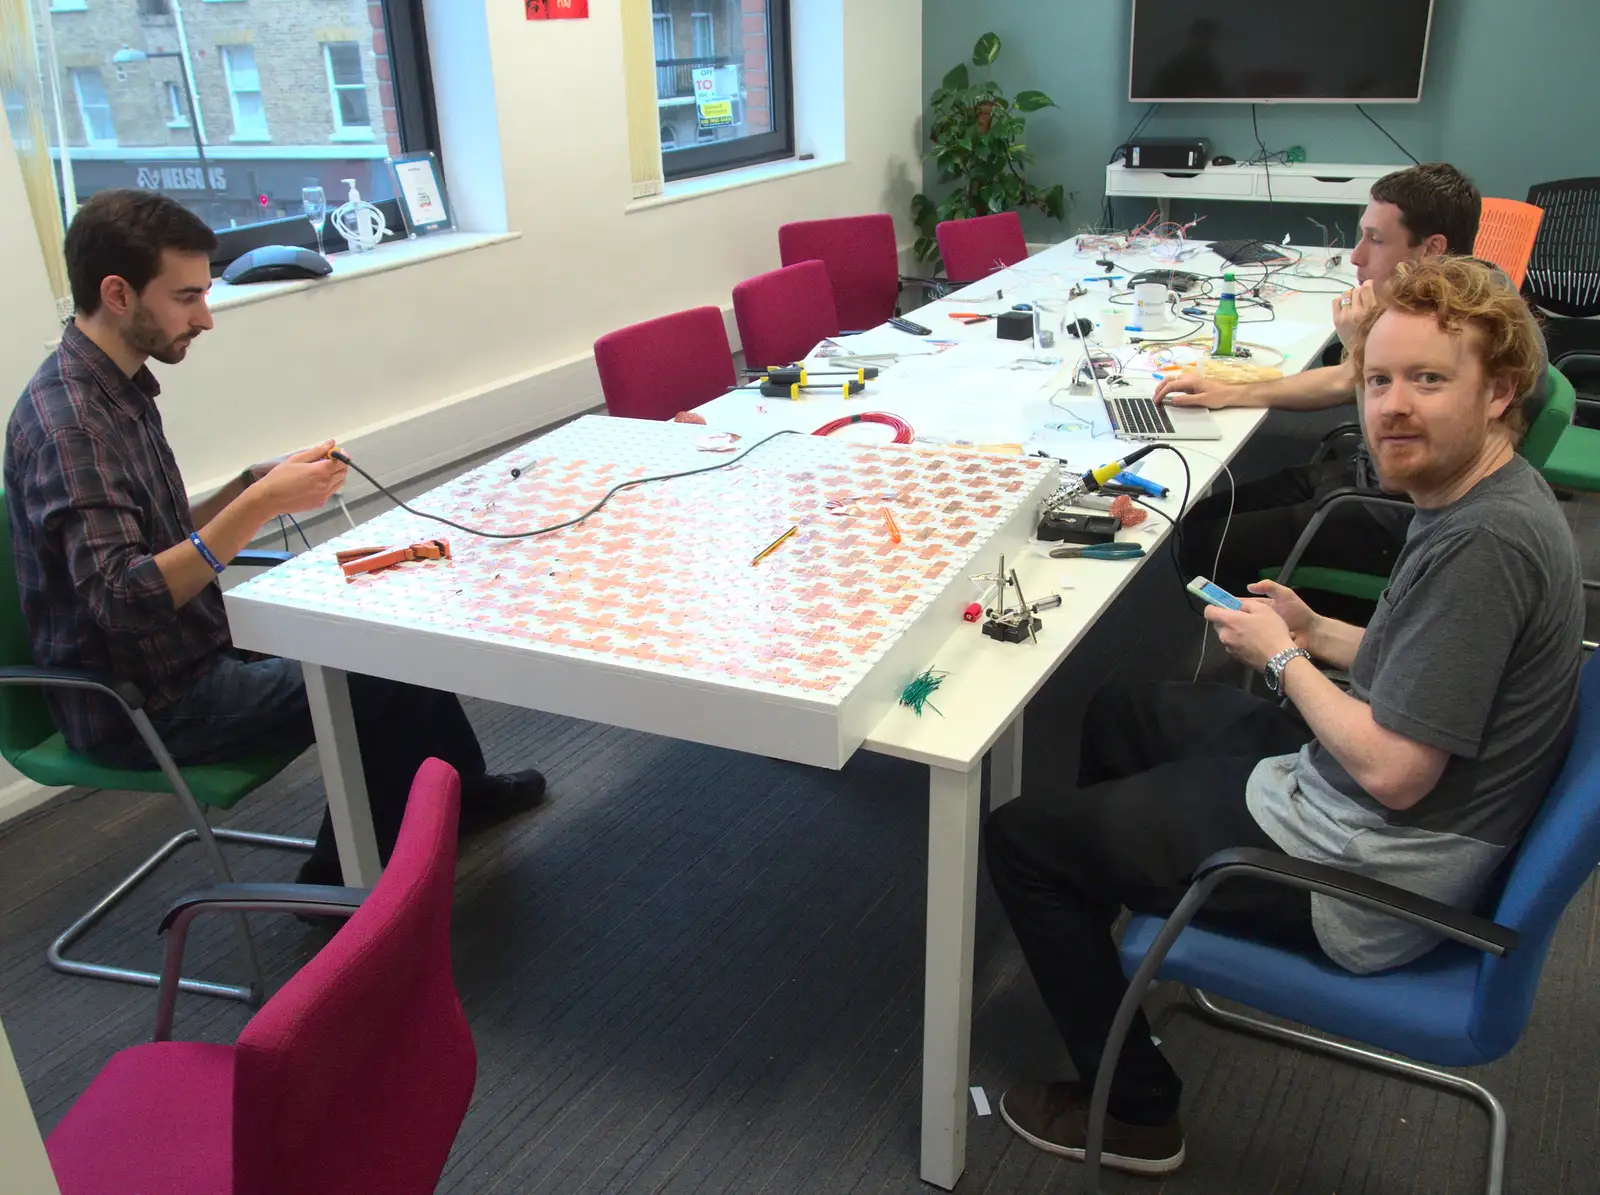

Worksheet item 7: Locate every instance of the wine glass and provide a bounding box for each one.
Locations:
[301,185,328,257]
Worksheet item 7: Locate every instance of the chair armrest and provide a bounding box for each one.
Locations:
[1309,422,1364,466]
[0,664,145,711]
[153,882,370,1040]
[1274,488,1414,586]
[230,549,294,568]
[1193,846,1519,957]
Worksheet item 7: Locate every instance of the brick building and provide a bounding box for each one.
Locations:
[30,0,398,230]
[651,0,771,154]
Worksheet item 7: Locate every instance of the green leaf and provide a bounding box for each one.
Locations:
[913,236,938,263]
[972,32,1001,67]
[911,192,935,221]
[941,63,969,92]
[1044,183,1067,221]
[986,189,1008,214]
[1014,90,1056,112]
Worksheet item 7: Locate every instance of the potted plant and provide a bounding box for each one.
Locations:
[912,32,1067,274]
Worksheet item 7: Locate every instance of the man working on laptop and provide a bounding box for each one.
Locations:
[985,256,1580,1175]
[1154,162,1547,616]
[6,190,544,886]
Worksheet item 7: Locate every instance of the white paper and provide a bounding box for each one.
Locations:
[970,1086,992,1116]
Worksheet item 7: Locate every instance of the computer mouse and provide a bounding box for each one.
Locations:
[1211,155,1238,166]
[221,245,333,285]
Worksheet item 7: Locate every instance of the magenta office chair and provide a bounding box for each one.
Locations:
[732,259,842,370]
[778,214,902,332]
[936,211,1028,284]
[595,306,738,421]
[46,758,476,1195]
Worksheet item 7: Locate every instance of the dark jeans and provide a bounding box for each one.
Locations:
[984,681,1316,1126]
[92,649,487,878]
[1179,458,1411,623]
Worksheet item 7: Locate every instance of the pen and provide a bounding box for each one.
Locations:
[751,525,799,566]
[883,508,902,544]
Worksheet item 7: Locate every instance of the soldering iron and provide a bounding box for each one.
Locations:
[1080,444,1158,492]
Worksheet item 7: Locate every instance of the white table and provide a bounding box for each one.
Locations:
[230,238,1350,1190]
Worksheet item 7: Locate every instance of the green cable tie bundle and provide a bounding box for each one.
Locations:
[900,668,949,718]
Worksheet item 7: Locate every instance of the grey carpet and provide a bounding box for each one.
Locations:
[4,445,1600,1193]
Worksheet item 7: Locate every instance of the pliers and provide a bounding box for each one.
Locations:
[1049,542,1146,561]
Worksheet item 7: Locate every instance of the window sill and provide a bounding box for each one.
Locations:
[208,230,520,314]
[330,130,376,142]
[625,155,844,213]
[166,120,192,130]
[229,135,273,144]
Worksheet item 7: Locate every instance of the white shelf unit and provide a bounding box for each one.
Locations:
[1106,161,1394,213]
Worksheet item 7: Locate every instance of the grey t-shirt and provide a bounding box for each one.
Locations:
[1247,455,1582,973]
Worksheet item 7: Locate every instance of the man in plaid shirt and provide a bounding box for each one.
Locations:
[6,190,543,884]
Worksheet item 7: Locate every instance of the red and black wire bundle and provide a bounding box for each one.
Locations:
[810,412,914,445]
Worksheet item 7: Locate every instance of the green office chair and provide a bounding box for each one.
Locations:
[1266,364,1577,604]
[1540,353,1600,494]
[0,495,311,1004]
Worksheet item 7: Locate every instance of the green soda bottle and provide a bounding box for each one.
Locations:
[1213,273,1239,357]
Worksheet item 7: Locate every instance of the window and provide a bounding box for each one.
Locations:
[324,42,372,138]
[70,69,116,147]
[138,0,172,15]
[221,46,268,141]
[164,82,189,128]
[11,0,440,263]
[691,12,714,57]
[653,0,793,181]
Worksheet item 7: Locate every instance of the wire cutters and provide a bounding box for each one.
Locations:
[1049,542,1146,561]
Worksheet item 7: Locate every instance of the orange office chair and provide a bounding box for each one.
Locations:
[1474,198,1544,290]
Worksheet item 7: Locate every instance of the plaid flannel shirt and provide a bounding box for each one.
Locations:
[4,324,229,754]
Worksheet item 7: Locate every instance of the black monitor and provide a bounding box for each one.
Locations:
[1129,0,1435,104]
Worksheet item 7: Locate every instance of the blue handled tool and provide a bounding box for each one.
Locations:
[1049,542,1147,561]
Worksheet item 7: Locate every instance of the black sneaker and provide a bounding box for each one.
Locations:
[460,768,548,833]
[999,1080,1185,1176]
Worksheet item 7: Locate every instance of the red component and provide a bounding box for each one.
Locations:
[963,602,983,623]
[811,411,915,445]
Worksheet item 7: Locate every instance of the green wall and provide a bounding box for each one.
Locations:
[919,0,1600,245]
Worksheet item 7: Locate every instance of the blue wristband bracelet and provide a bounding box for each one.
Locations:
[190,531,225,575]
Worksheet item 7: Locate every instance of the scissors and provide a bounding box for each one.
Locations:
[1049,542,1146,561]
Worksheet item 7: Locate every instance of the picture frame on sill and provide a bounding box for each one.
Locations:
[387,151,454,238]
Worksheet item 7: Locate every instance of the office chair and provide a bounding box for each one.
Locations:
[732,259,842,371]
[45,758,475,1195]
[0,494,310,1003]
[1085,653,1600,1195]
[1540,353,1600,496]
[1473,198,1544,290]
[779,214,903,332]
[1265,364,1576,605]
[1524,177,1600,318]
[594,306,737,421]
[935,211,1028,284]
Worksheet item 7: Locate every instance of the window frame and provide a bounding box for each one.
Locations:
[70,68,116,147]
[659,0,794,183]
[323,41,374,140]
[220,45,269,142]
[164,81,190,128]
[204,0,442,272]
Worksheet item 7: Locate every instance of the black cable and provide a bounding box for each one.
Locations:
[1105,103,1160,227]
[1356,105,1419,165]
[1251,104,1272,208]
[1126,444,1193,599]
[286,514,313,551]
[330,431,805,541]
[276,515,290,551]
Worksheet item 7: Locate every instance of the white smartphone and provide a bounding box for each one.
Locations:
[1186,575,1243,610]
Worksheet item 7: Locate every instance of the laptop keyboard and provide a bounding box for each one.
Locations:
[1209,238,1291,265]
[1108,395,1176,437]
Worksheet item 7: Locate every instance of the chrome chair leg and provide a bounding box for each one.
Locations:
[1180,989,1507,1195]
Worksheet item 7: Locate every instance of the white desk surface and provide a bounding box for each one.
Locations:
[694,239,1354,774]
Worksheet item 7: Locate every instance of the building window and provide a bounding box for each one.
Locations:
[324,42,372,138]
[164,82,190,128]
[70,69,116,147]
[221,46,269,141]
[653,0,793,181]
[17,0,440,258]
[138,0,173,15]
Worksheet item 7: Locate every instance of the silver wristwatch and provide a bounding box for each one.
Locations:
[1264,646,1311,695]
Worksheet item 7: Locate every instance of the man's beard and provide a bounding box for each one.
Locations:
[127,305,195,364]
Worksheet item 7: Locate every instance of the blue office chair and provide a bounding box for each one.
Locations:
[1084,654,1600,1195]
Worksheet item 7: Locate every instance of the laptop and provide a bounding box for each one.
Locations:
[1098,378,1223,442]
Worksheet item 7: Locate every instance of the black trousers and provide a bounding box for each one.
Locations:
[984,681,1317,1126]
[1178,458,1411,622]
